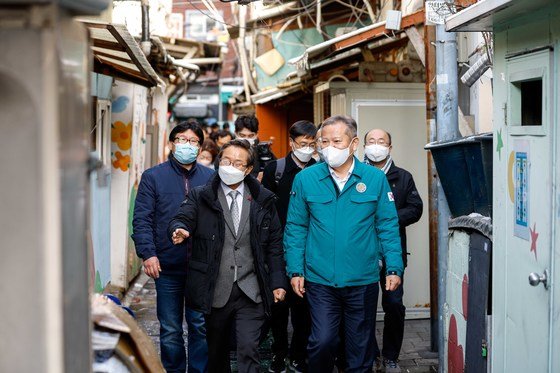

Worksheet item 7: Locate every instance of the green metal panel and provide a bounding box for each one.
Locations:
[492,7,560,372]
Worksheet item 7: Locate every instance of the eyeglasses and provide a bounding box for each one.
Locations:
[293,140,317,149]
[366,139,390,146]
[219,158,248,170]
[174,137,200,146]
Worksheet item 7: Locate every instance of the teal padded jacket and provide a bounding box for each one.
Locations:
[284,158,403,287]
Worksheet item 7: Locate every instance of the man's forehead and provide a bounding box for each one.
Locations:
[322,123,348,136]
[176,129,198,138]
[223,146,249,160]
[367,129,388,139]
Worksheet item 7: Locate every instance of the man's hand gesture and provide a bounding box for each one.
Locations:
[143,256,161,279]
[172,228,189,245]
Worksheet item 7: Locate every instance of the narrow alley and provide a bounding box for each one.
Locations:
[127,273,438,373]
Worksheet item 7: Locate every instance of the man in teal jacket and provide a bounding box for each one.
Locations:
[284,115,403,373]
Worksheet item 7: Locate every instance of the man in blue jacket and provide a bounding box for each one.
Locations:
[284,115,403,373]
[132,120,214,373]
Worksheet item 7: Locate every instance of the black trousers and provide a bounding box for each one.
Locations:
[205,283,266,373]
[373,267,405,361]
[269,287,311,361]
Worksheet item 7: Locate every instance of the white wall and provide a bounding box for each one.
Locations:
[466,33,494,134]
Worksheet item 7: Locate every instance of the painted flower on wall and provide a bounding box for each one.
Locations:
[113,151,130,171]
[112,121,132,150]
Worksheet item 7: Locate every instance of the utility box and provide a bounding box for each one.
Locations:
[425,133,493,218]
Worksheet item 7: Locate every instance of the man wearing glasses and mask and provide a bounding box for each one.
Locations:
[261,120,317,373]
[169,139,288,373]
[132,120,214,373]
[284,115,403,373]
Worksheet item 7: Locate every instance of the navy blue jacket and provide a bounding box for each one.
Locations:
[132,155,214,275]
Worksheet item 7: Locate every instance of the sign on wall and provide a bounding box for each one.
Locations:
[513,139,530,240]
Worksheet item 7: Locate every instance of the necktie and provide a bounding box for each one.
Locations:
[228,190,240,234]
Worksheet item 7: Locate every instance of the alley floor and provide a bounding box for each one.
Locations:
[126,274,438,372]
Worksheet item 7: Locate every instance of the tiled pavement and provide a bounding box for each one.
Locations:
[126,274,438,372]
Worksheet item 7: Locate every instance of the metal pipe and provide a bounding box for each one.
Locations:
[140,0,150,56]
[435,21,460,372]
[423,23,439,353]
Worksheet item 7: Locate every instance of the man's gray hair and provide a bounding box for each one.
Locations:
[321,115,358,138]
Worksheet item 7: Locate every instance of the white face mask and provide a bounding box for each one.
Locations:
[365,144,390,162]
[293,146,314,163]
[243,138,257,146]
[218,165,246,185]
[322,146,351,168]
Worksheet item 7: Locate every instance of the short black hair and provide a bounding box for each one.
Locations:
[321,115,357,138]
[289,120,317,140]
[169,120,204,146]
[210,130,234,143]
[363,129,392,145]
[234,114,259,133]
[218,139,256,167]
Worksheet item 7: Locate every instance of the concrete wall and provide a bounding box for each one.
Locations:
[110,80,148,289]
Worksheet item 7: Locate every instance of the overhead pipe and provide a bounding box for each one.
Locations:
[140,0,150,56]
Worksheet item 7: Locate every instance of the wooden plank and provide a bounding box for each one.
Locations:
[92,38,126,52]
[107,24,159,86]
[93,49,131,65]
[405,26,426,66]
[93,58,151,88]
[334,9,425,52]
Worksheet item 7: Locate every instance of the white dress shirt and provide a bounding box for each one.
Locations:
[221,181,245,218]
[329,158,355,191]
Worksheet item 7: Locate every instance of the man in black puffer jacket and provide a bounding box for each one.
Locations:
[169,139,288,373]
[363,129,423,373]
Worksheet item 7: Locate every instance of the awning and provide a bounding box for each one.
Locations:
[445,0,553,32]
[81,20,161,87]
[289,9,424,70]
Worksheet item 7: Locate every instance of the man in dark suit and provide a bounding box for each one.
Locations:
[262,120,317,373]
[169,139,288,373]
[363,128,423,373]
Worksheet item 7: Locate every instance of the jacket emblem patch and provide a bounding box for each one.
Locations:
[388,192,395,201]
[356,182,367,193]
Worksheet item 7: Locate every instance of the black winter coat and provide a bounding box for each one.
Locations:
[168,174,288,315]
[261,152,316,228]
[385,162,423,266]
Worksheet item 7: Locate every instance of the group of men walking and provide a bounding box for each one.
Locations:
[132,114,423,373]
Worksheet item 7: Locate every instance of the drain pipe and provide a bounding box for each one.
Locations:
[435,20,460,372]
[140,0,150,56]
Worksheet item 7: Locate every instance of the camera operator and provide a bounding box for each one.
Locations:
[234,114,276,181]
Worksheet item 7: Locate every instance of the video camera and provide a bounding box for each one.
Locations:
[256,141,275,172]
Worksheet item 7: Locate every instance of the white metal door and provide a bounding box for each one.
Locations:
[351,85,429,319]
[498,49,553,372]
